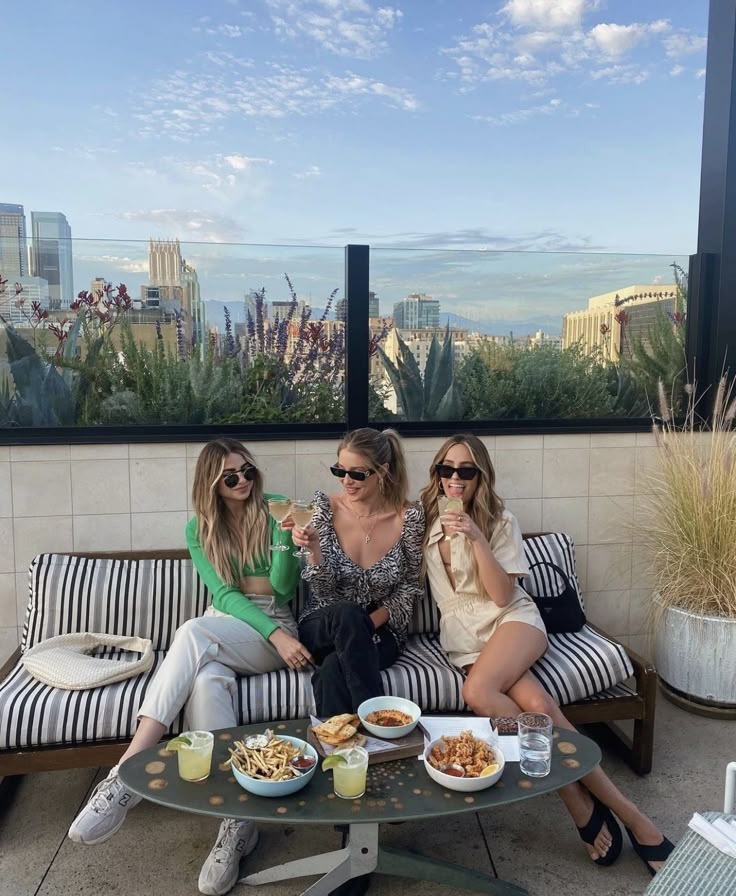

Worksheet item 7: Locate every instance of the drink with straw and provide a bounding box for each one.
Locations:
[268,498,292,552]
[290,501,315,558]
[438,496,464,540]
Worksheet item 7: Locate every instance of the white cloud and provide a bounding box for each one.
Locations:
[223,154,273,170]
[74,255,149,274]
[294,165,322,179]
[501,0,587,31]
[670,64,685,77]
[117,210,244,243]
[696,68,706,79]
[474,97,576,126]
[588,23,654,58]
[590,64,650,85]
[266,0,402,58]
[663,33,707,58]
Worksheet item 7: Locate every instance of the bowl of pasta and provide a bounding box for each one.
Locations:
[228,732,318,797]
[423,731,505,792]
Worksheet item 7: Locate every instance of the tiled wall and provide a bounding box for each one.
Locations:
[0,432,658,665]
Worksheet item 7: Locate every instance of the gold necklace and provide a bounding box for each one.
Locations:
[343,496,383,544]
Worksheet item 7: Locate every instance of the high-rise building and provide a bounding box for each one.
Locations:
[336,291,379,322]
[183,260,205,347]
[148,238,182,287]
[29,212,74,309]
[0,276,50,327]
[393,293,440,329]
[0,203,28,279]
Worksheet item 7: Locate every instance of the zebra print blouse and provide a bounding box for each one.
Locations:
[299,490,426,647]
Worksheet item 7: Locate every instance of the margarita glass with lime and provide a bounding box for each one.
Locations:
[332,746,369,799]
[438,496,464,540]
[174,730,214,782]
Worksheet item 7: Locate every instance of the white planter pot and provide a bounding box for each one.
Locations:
[654,603,736,706]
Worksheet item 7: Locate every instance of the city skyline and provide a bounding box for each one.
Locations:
[3,0,707,268]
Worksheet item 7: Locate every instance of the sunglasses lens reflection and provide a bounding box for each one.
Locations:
[436,464,480,481]
[223,465,256,488]
[330,466,370,481]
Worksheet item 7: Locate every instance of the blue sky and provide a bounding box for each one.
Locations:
[2,0,707,320]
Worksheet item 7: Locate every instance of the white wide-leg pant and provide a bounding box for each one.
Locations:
[137,598,297,731]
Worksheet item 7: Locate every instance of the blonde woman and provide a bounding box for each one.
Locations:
[291,428,425,715]
[69,438,309,896]
[421,434,673,876]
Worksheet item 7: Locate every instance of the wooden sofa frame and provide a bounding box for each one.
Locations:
[0,548,658,778]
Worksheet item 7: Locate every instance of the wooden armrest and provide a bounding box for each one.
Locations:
[0,645,22,684]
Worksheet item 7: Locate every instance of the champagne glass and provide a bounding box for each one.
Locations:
[268,498,292,552]
[289,501,315,558]
[438,495,464,540]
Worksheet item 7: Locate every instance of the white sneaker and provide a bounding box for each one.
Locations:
[198,818,259,896]
[68,765,141,845]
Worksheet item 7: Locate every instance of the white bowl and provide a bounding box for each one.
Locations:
[231,735,318,797]
[423,737,505,792]
[357,696,422,739]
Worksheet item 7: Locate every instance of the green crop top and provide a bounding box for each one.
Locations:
[185,494,300,641]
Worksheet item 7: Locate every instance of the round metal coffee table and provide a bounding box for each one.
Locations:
[119,719,601,896]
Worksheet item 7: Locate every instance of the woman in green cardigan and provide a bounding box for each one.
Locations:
[68,438,310,896]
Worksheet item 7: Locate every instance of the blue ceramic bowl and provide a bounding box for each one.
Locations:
[231,735,318,797]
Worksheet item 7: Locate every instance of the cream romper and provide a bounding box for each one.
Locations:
[425,509,547,669]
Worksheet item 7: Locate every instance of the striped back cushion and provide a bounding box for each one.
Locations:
[522,532,585,612]
[22,555,209,653]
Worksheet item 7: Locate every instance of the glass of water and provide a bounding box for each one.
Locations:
[517,712,553,778]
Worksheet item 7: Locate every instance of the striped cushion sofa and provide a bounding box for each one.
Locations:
[0,533,657,777]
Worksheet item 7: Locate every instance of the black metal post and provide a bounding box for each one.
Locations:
[344,244,370,430]
[691,0,736,386]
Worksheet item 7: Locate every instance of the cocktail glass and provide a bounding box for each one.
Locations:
[268,498,292,552]
[177,730,214,782]
[438,496,464,540]
[290,501,315,558]
[332,746,369,799]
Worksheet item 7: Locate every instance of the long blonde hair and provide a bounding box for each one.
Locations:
[338,427,409,512]
[191,438,270,584]
[420,434,505,581]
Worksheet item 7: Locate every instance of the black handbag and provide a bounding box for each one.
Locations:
[521,560,586,634]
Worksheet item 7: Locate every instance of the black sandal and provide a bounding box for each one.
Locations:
[577,795,623,866]
[626,827,675,876]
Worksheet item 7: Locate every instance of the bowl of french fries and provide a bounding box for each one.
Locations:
[423,731,505,792]
[227,730,318,797]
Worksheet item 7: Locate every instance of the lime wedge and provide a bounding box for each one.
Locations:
[165,735,192,752]
[480,763,499,777]
[322,754,348,771]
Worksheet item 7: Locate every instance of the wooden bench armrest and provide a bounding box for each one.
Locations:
[1,646,21,684]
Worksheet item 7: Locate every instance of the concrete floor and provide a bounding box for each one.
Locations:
[0,695,732,896]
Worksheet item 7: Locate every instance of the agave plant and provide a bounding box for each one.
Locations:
[377,323,464,420]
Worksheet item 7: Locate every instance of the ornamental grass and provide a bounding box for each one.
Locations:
[641,375,736,619]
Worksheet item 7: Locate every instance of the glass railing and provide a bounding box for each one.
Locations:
[368,247,690,423]
[0,239,346,429]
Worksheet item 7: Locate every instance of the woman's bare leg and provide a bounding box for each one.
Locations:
[119,717,167,765]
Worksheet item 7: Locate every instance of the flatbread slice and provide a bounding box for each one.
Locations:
[313,713,359,738]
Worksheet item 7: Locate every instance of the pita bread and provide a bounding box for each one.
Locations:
[313,713,360,746]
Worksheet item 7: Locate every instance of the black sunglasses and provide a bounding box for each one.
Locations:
[222,464,257,488]
[435,463,481,481]
[330,465,375,482]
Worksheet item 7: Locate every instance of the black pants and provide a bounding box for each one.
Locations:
[298,601,399,716]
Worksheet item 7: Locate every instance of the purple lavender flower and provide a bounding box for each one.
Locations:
[224,305,235,357]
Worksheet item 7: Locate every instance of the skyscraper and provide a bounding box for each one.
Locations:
[393,293,440,329]
[0,203,28,278]
[149,238,182,287]
[29,211,74,308]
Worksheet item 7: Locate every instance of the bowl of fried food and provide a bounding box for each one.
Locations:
[227,730,318,797]
[424,730,505,792]
[357,696,421,739]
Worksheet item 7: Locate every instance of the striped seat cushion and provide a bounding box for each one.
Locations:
[22,555,209,652]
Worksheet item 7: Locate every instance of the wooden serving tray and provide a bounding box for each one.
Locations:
[307,724,426,765]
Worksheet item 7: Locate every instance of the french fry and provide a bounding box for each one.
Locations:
[226,732,304,781]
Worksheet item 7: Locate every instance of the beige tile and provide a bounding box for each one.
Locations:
[586,543,633,591]
[404,436,441,453]
[293,439,339,456]
[251,440,297,457]
[11,461,72,517]
[575,545,588,591]
[71,460,130,515]
[185,457,197,512]
[131,512,189,550]
[634,492,657,528]
[185,441,209,459]
[589,446,636,496]
[0,463,11,516]
[295,453,340,498]
[13,516,73,572]
[541,497,589,546]
[10,445,70,461]
[636,431,657,446]
[0,573,16,628]
[635,446,660,494]
[543,434,590,449]
[589,433,637,447]
[495,449,543,499]
[542,448,590,498]
[629,588,655,635]
[496,435,543,450]
[130,458,187,513]
[262,455,298,500]
[16,571,29,627]
[404,451,436,502]
[583,589,630,637]
[0,625,20,665]
[478,435,496,454]
[70,443,129,460]
[505,499,542,533]
[588,495,634,543]
[631,544,657,590]
[0,519,14,572]
[129,443,187,459]
[627,633,653,660]
[0,446,8,461]
[73,514,132,552]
